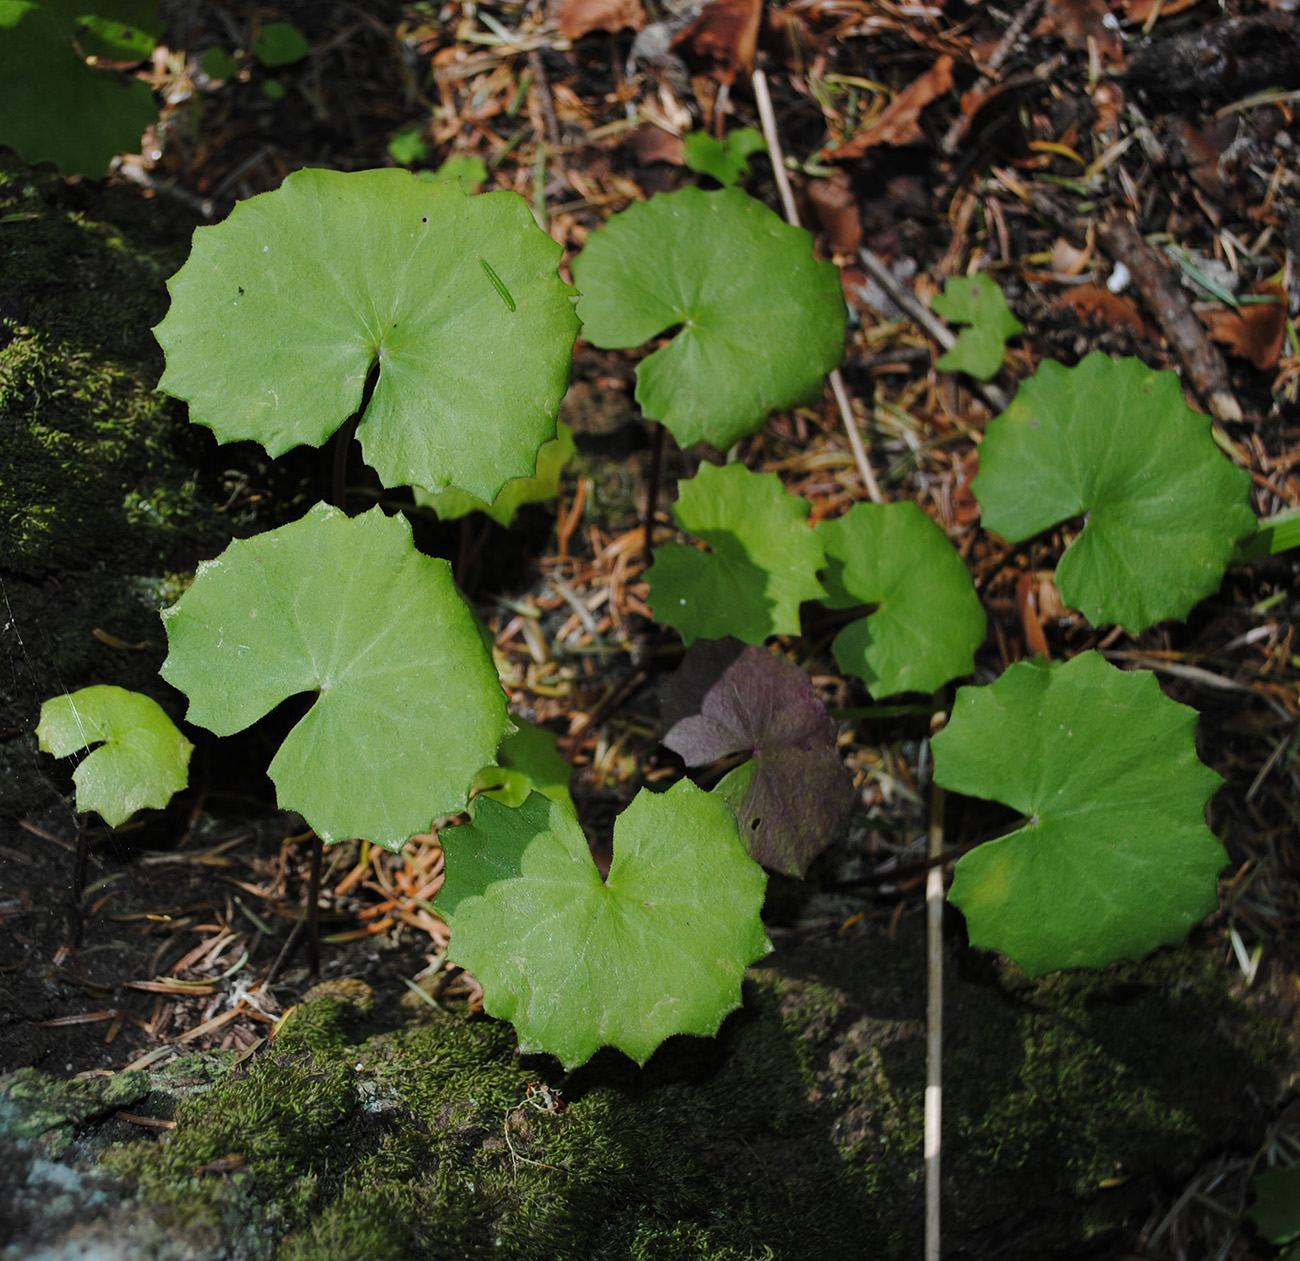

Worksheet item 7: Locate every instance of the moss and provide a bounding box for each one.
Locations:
[77,928,1289,1261]
[0,157,224,576]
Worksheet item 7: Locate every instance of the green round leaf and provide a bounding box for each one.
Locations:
[818,502,986,697]
[973,354,1255,632]
[417,154,488,193]
[252,20,309,68]
[439,784,771,1069]
[37,686,192,827]
[0,1,160,177]
[682,127,766,187]
[154,167,580,503]
[572,187,846,449]
[933,652,1227,978]
[414,422,575,528]
[159,503,510,849]
[472,717,574,813]
[932,274,1023,380]
[201,47,240,80]
[647,463,827,645]
[1250,1164,1300,1244]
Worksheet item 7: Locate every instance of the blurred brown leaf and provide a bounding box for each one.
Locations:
[1200,284,1288,369]
[676,0,762,80]
[807,173,862,254]
[1051,283,1157,340]
[826,55,955,157]
[552,0,644,39]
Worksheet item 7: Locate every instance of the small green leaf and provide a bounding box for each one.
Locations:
[252,20,309,68]
[201,47,240,80]
[439,784,770,1069]
[414,423,574,528]
[417,154,488,192]
[647,463,827,645]
[37,686,192,827]
[933,652,1227,978]
[1251,1164,1300,1244]
[387,126,428,167]
[932,274,1023,380]
[159,503,510,850]
[818,502,985,697]
[682,127,767,186]
[74,5,160,62]
[0,0,160,176]
[974,353,1256,633]
[472,718,574,813]
[573,187,846,449]
[154,167,580,503]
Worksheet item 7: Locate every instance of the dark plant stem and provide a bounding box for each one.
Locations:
[305,833,323,980]
[68,813,88,946]
[332,414,360,513]
[643,421,667,571]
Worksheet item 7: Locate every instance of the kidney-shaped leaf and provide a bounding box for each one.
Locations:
[661,638,854,876]
[37,686,192,827]
[647,463,826,645]
[572,187,846,449]
[973,353,1255,632]
[0,0,161,177]
[154,168,580,503]
[159,503,510,849]
[439,784,771,1069]
[819,502,986,697]
[932,651,1227,977]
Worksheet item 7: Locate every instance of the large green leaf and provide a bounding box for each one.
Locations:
[932,274,1023,380]
[159,503,510,849]
[572,187,846,449]
[439,784,771,1069]
[932,652,1227,978]
[818,502,986,697]
[647,463,827,645]
[973,354,1255,633]
[36,685,191,826]
[0,0,160,177]
[1251,1164,1300,1244]
[154,168,580,503]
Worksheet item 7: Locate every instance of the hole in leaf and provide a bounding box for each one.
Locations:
[749,817,761,831]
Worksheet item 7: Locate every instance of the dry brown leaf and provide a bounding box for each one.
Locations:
[676,0,762,80]
[826,55,955,158]
[1123,0,1204,21]
[1051,235,1094,276]
[1051,283,1157,340]
[806,173,863,254]
[552,0,645,39]
[1034,0,1123,58]
[1199,284,1288,370]
[623,123,685,166]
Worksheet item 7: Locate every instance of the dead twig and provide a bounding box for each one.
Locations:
[753,68,883,502]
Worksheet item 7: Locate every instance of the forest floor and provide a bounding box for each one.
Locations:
[2,1,1300,1258]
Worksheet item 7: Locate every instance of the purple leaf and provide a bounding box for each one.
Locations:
[661,639,855,877]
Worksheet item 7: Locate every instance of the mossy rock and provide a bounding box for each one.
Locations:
[0,157,227,577]
[1,923,1288,1260]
